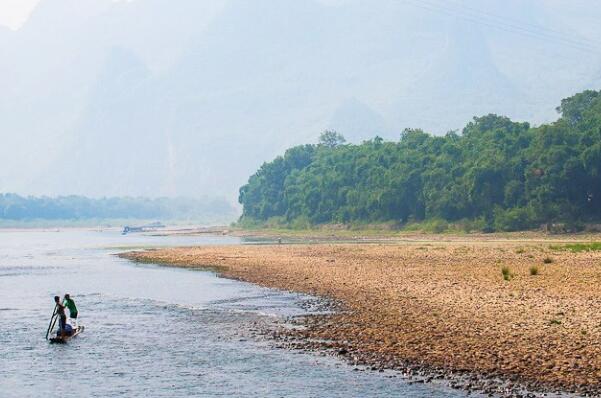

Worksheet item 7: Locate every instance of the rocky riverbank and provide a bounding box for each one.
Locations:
[121,240,601,396]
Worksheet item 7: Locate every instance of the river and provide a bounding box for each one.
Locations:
[0,229,472,397]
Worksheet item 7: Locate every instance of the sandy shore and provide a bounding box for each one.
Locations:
[122,239,601,396]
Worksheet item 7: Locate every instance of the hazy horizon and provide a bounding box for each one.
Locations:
[1,0,600,202]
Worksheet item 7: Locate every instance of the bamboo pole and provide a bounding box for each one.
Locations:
[45,304,58,340]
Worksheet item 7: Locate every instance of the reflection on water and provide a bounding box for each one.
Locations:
[0,229,470,397]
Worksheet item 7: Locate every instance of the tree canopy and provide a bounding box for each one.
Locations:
[318,130,347,148]
[239,90,601,231]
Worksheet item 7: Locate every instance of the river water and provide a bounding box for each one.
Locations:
[0,229,471,397]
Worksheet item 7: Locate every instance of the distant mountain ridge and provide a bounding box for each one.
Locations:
[1,0,600,200]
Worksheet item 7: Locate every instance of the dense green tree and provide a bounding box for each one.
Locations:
[239,90,601,231]
[318,130,347,148]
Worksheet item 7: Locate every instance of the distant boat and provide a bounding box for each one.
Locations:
[121,222,165,235]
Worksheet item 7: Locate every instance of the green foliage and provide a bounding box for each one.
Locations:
[551,242,601,252]
[239,90,601,231]
[456,217,487,233]
[289,215,312,230]
[492,207,535,232]
[318,130,347,148]
[529,265,539,276]
[501,266,513,281]
[231,216,265,229]
[543,256,554,264]
[556,90,601,126]
[238,145,316,220]
[403,218,449,233]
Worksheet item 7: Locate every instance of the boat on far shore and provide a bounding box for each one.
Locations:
[121,221,165,235]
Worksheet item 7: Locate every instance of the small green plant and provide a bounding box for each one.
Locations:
[543,256,553,264]
[501,266,513,281]
[515,248,525,254]
[549,319,562,325]
[529,265,539,276]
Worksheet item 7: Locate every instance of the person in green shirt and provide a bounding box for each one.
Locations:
[63,294,78,319]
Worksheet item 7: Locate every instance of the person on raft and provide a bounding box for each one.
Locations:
[63,294,78,320]
[54,296,68,338]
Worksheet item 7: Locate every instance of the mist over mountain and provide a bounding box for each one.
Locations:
[1,0,600,201]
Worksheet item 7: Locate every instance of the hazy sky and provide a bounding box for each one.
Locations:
[0,0,40,29]
[0,0,138,29]
[1,0,600,200]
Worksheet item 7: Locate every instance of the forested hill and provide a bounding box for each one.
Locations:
[239,90,601,232]
[0,194,236,224]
